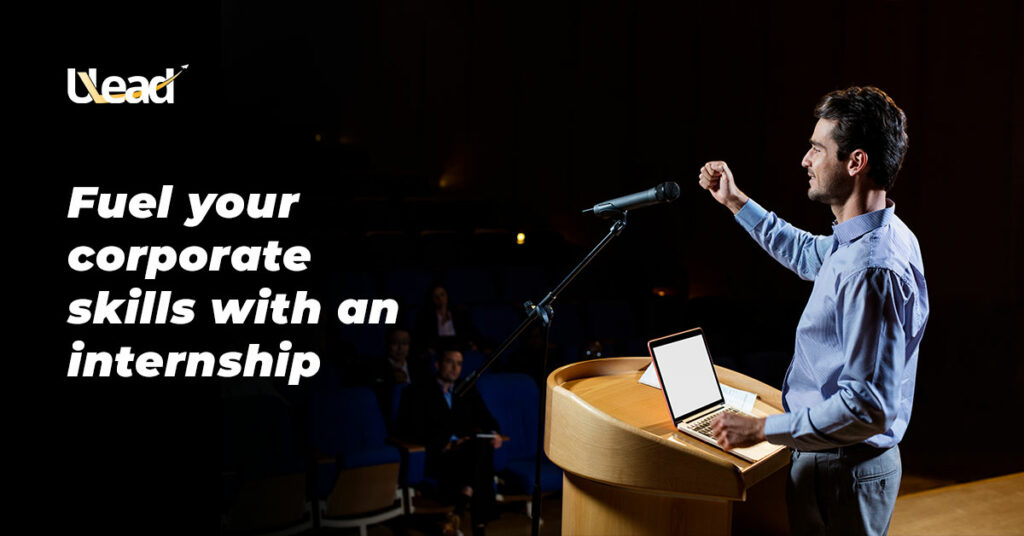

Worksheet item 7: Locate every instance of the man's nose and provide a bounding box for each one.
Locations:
[801,150,813,168]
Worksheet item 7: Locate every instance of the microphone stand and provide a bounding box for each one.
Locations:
[457,210,629,536]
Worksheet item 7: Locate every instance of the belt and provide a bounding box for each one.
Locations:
[800,442,892,458]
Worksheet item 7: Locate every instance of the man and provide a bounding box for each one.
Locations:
[365,328,414,388]
[699,86,929,535]
[396,347,503,536]
[367,327,430,420]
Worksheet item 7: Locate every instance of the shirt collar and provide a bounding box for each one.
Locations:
[832,199,895,245]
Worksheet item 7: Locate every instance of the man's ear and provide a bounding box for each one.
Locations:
[847,149,869,177]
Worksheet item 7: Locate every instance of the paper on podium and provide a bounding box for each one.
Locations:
[720,385,757,413]
[729,439,785,462]
[639,364,757,413]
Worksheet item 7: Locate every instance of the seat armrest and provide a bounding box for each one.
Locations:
[388,437,425,453]
[387,437,426,485]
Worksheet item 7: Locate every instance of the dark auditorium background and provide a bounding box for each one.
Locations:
[32,1,1021,534]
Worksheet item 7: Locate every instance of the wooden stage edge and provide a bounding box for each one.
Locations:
[890,472,1024,536]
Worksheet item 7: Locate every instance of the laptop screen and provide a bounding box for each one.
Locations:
[650,330,724,421]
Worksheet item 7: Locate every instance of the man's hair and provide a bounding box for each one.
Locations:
[434,336,463,361]
[385,326,410,341]
[814,86,908,191]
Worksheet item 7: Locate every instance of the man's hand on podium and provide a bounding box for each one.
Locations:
[711,412,766,450]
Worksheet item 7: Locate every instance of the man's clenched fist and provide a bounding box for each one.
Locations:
[698,161,749,214]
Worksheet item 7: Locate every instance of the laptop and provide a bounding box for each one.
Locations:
[647,327,781,463]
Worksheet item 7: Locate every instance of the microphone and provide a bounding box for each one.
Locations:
[582,182,680,218]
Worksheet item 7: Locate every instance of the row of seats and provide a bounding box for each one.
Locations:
[333,300,644,364]
[324,266,553,307]
[221,373,561,535]
[324,228,571,271]
[331,291,800,389]
[324,265,650,361]
[335,196,534,236]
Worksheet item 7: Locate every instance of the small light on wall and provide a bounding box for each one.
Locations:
[314,134,322,142]
[516,232,526,245]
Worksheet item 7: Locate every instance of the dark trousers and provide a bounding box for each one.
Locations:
[428,438,497,525]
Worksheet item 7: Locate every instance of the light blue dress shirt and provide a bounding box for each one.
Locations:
[734,199,929,450]
[441,383,458,441]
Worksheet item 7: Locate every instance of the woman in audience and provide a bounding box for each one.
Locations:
[414,284,479,357]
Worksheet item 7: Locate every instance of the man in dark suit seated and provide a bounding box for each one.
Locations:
[396,345,503,536]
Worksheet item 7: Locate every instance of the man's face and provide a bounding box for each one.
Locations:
[431,286,449,310]
[437,351,463,383]
[802,118,853,205]
[387,330,410,362]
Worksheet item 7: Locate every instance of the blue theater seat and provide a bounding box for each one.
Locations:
[444,266,498,305]
[386,383,428,494]
[498,266,549,306]
[309,387,404,533]
[340,322,387,360]
[325,271,378,300]
[470,304,523,351]
[221,394,310,535]
[460,349,486,378]
[477,373,563,516]
[384,267,435,307]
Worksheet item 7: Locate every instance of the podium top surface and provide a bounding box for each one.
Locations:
[545,357,790,501]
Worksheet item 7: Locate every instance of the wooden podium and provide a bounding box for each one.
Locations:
[545,357,791,536]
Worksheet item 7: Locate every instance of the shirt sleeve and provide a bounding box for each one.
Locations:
[763,267,910,449]
[734,199,834,281]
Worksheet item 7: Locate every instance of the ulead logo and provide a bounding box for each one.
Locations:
[67,65,188,104]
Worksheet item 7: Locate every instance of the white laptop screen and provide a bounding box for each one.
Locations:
[652,334,723,420]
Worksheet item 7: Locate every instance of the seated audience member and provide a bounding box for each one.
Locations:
[414,284,480,356]
[367,327,429,418]
[396,346,502,536]
[372,327,419,385]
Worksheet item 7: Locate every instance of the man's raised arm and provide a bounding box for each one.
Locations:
[698,161,832,281]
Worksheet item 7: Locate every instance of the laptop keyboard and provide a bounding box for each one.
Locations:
[688,406,741,438]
